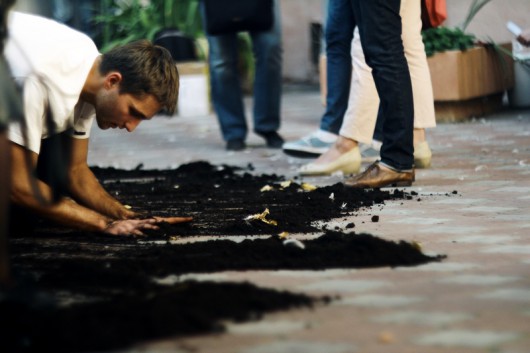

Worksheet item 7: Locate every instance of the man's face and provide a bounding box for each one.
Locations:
[94,73,161,132]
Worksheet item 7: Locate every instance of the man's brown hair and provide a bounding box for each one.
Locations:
[100,40,179,115]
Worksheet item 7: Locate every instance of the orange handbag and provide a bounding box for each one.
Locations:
[421,0,448,29]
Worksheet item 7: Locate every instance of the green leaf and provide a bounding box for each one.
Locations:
[460,0,493,32]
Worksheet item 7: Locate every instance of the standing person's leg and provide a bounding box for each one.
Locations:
[339,26,379,145]
[282,0,355,157]
[372,108,384,143]
[299,27,368,175]
[401,0,436,167]
[403,0,435,132]
[354,0,435,167]
[359,0,413,170]
[206,33,248,150]
[302,0,433,176]
[251,0,284,148]
[320,0,355,135]
[346,0,414,187]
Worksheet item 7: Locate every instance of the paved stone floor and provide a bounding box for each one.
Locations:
[89,87,530,353]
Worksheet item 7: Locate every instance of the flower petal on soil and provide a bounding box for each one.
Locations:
[261,185,274,192]
[301,182,317,191]
[244,208,278,226]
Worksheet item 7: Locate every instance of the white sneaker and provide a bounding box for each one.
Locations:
[299,147,361,176]
[282,130,338,158]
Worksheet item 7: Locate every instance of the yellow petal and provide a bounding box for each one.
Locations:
[260,185,274,192]
[278,231,289,239]
[301,182,317,191]
[280,180,292,188]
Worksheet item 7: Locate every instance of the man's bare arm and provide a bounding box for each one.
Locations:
[66,137,192,226]
[65,137,136,220]
[10,142,111,231]
[9,141,160,235]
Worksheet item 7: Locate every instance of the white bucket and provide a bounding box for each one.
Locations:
[508,40,530,108]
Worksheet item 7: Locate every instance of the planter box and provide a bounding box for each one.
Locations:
[175,61,211,117]
[428,45,514,122]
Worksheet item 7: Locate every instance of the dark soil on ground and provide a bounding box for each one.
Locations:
[2,161,446,352]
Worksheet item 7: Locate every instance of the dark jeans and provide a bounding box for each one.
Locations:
[373,106,384,143]
[203,1,283,142]
[324,0,414,170]
[319,0,351,135]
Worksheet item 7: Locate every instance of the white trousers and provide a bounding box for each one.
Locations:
[339,0,436,144]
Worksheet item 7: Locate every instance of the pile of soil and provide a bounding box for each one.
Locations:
[92,161,410,237]
[3,161,445,352]
[0,280,316,353]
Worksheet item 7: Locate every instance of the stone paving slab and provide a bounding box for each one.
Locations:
[89,88,530,353]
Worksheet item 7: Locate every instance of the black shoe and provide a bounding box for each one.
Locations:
[226,139,246,151]
[256,131,284,149]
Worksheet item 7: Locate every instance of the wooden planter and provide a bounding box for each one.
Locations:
[427,45,514,122]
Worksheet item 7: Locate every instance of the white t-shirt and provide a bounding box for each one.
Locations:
[4,11,100,154]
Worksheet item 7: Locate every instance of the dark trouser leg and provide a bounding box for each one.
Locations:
[373,105,385,143]
[353,0,414,170]
[320,0,356,134]
[207,33,248,142]
[251,0,283,134]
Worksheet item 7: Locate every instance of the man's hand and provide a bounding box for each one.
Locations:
[153,216,193,224]
[104,218,160,236]
[103,216,193,236]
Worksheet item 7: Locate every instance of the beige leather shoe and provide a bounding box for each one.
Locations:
[414,141,432,169]
[344,162,415,188]
[299,147,361,176]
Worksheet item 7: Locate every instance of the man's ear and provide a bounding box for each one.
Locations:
[104,72,122,89]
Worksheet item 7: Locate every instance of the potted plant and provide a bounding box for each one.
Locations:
[94,0,257,102]
[94,0,212,117]
[95,0,203,55]
[422,0,514,122]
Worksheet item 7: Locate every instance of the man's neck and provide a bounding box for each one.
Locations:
[79,55,102,105]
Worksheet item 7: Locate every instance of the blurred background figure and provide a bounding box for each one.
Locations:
[201,0,284,151]
[298,0,437,176]
[1,0,20,285]
[13,0,100,38]
[318,0,415,189]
